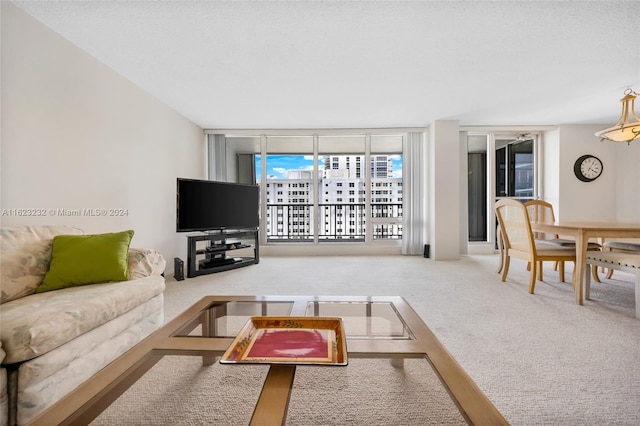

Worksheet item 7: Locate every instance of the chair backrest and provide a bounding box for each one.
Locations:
[524,200,556,223]
[495,199,535,254]
[523,200,558,240]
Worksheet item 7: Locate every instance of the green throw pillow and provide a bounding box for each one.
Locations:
[37,230,135,293]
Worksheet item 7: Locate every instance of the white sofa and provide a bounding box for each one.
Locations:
[0,226,166,425]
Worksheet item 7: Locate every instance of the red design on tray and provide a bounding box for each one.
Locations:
[247,328,332,359]
[219,316,347,365]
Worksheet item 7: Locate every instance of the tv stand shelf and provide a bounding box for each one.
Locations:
[186,229,259,278]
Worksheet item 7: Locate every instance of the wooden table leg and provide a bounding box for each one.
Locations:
[574,231,588,305]
[201,310,216,366]
[250,365,296,426]
[390,358,404,369]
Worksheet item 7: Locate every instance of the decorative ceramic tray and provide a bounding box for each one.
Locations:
[220,316,348,365]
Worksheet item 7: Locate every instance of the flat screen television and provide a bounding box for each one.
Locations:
[176,178,259,232]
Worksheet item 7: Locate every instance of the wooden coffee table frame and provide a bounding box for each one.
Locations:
[27,295,507,426]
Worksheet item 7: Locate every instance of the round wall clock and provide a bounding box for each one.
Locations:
[574,154,603,182]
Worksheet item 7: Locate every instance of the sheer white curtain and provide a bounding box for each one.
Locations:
[402,132,427,255]
[207,134,227,181]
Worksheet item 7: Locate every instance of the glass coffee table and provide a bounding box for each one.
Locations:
[29,296,507,425]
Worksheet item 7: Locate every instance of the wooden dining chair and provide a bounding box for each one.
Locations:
[524,200,558,238]
[496,224,505,274]
[495,199,577,294]
[523,200,600,282]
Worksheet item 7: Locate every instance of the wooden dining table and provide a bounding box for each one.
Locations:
[529,221,640,305]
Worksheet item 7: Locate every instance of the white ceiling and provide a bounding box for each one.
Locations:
[13,1,640,130]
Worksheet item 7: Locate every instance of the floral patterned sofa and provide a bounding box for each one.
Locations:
[0,226,166,425]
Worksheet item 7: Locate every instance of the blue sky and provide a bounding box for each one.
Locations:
[256,155,402,180]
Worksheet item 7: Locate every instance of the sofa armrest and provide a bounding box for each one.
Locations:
[128,248,166,279]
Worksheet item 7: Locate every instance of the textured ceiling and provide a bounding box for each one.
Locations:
[12,1,640,130]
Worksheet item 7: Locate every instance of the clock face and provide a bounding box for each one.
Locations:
[574,155,603,182]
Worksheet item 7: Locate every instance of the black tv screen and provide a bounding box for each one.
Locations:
[176,178,259,232]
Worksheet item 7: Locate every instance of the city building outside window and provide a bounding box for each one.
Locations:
[254,134,402,242]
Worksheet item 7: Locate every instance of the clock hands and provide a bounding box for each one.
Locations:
[575,155,603,182]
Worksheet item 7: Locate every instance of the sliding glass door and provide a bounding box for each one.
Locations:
[468,135,488,242]
[467,133,537,246]
[495,137,534,200]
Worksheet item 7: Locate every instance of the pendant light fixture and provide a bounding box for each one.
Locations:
[595,89,640,144]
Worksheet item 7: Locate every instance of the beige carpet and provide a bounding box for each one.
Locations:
[91,255,640,425]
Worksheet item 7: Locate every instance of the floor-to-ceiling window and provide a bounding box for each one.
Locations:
[370,135,403,240]
[262,136,315,242]
[318,136,367,241]
[224,132,404,245]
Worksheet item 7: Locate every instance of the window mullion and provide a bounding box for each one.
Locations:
[365,134,372,243]
[260,135,267,245]
[313,134,319,244]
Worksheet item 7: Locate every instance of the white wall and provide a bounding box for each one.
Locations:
[429,120,460,260]
[1,3,206,270]
[541,128,560,208]
[540,124,640,223]
[614,138,640,223]
[555,125,622,221]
